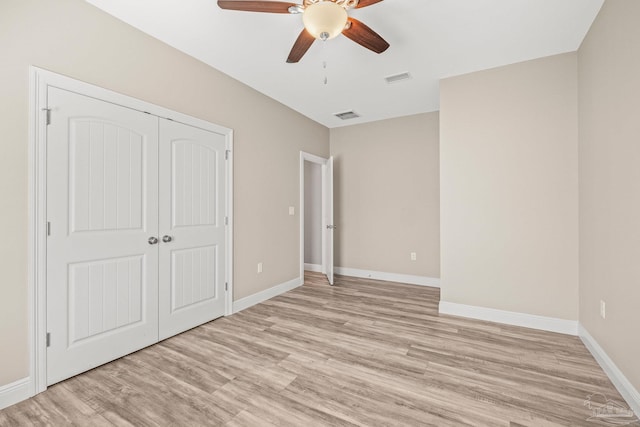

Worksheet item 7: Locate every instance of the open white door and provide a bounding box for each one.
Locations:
[324,157,335,285]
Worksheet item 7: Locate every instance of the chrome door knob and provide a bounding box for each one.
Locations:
[162,235,173,243]
[148,237,158,245]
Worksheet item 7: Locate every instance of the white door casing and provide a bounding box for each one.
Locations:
[46,87,160,385]
[158,119,227,340]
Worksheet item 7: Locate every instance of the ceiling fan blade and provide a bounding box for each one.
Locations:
[217,1,298,13]
[342,18,389,54]
[287,29,315,63]
[356,0,384,8]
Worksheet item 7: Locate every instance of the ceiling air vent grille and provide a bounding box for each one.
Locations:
[334,111,360,120]
[384,72,412,84]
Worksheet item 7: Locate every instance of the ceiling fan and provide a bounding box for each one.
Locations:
[217,0,390,63]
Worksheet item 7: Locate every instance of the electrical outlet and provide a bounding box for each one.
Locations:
[289,206,295,216]
[600,300,606,319]
[257,262,263,274]
[410,252,417,261]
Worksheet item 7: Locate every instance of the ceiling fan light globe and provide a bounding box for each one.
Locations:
[303,2,348,40]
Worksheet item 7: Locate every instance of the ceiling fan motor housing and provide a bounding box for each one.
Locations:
[303,0,359,8]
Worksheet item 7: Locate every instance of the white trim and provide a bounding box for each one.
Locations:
[335,267,440,288]
[225,135,234,316]
[579,324,640,417]
[233,277,303,314]
[438,301,578,335]
[32,68,232,135]
[0,378,31,410]
[28,67,234,402]
[29,67,49,395]
[304,263,323,273]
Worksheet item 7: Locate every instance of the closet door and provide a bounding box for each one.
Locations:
[158,119,227,340]
[46,87,159,385]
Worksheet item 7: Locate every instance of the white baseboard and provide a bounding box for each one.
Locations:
[233,276,303,313]
[304,263,323,273]
[438,301,579,336]
[579,324,640,417]
[0,377,32,410]
[334,267,440,288]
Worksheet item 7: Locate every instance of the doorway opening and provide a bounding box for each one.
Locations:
[304,160,323,273]
[299,152,334,285]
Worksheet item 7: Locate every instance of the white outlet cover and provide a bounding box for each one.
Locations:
[289,206,295,216]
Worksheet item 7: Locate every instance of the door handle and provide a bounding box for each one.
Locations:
[326,225,337,230]
[162,235,173,243]
[148,236,158,245]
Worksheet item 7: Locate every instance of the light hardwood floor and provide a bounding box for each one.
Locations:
[1,272,637,426]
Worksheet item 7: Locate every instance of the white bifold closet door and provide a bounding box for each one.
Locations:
[46,87,226,385]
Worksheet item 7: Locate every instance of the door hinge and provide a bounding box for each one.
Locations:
[225,216,228,225]
[225,150,230,160]
[42,108,51,125]
[225,282,228,291]
[47,221,51,236]
[46,332,51,347]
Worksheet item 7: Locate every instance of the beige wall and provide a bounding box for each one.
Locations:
[0,0,328,386]
[440,53,579,320]
[578,0,640,390]
[330,113,440,278]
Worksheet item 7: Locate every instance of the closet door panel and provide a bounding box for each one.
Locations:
[46,87,159,385]
[158,119,227,340]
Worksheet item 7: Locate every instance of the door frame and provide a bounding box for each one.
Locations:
[28,67,234,395]
[299,152,331,283]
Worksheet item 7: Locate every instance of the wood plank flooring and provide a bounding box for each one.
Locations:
[1,272,637,426]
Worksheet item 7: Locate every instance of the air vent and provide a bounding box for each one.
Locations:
[334,111,360,120]
[384,72,412,84]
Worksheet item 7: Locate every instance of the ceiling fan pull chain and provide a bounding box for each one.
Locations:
[323,61,328,85]
[322,41,328,85]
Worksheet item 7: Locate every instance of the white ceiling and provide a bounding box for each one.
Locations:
[86,0,603,128]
